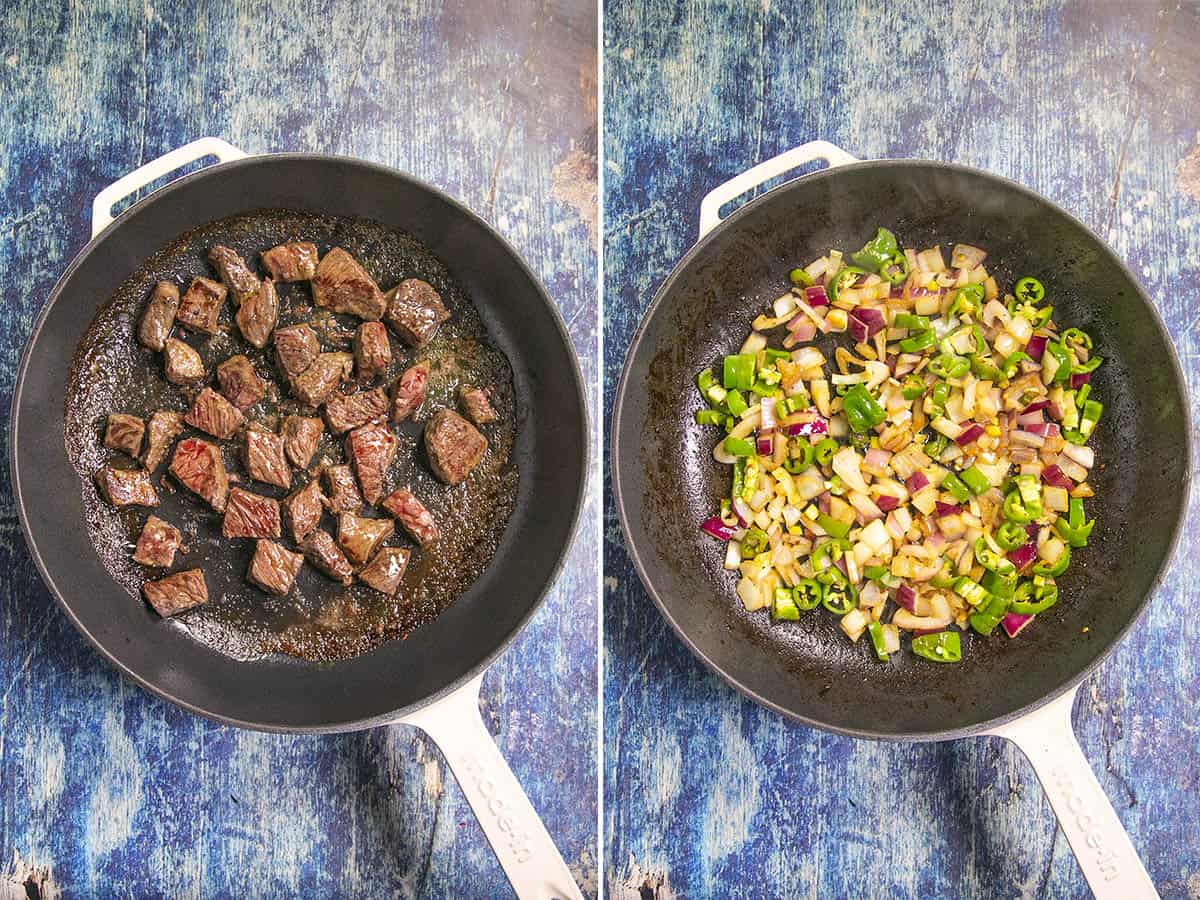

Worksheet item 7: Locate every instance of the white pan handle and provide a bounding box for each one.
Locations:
[986,686,1158,898]
[698,139,859,239]
[91,137,247,238]
[398,673,583,900]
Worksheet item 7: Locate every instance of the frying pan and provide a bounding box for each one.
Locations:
[612,141,1190,897]
[12,138,588,900]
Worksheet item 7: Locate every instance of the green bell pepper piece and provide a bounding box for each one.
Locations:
[843,384,886,433]
[722,354,756,390]
[912,631,962,663]
[868,620,890,660]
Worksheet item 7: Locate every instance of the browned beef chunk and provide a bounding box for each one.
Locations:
[380,488,439,546]
[143,568,208,616]
[384,279,450,348]
[243,428,290,489]
[94,465,159,509]
[262,241,319,282]
[312,248,385,320]
[222,487,282,539]
[301,529,354,586]
[390,360,430,422]
[424,409,486,484]
[247,539,303,596]
[345,423,397,505]
[185,387,245,440]
[164,338,204,385]
[336,512,394,565]
[208,244,261,304]
[291,352,353,407]
[282,478,326,542]
[169,437,228,511]
[133,515,183,567]
[324,387,388,434]
[104,413,145,457]
[235,279,279,349]
[459,386,498,425]
[137,281,180,351]
[353,321,392,380]
[176,276,226,335]
[216,355,266,410]
[282,415,324,469]
[273,323,320,378]
[322,464,362,513]
[358,546,410,595]
[141,410,185,473]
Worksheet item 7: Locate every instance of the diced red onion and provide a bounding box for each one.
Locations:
[1069,371,1091,390]
[1024,422,1060,438]
[895,583,917,612]
[906,471,930,493]
[1002,613,1034,638]
[732,498,752,525]
[912,627,945,637]
[851,307,885,339]
[955,423,985,446]
[787,318,817,343]
[760,397,777,431]
[1016,410,1045,427]
[786,416,828,437]
[1026,335,1048,361]
[700,517,735,541]
[805,284,829,307]
[1026,524,1040,538]
[1021,400,1048,415]
[1047,401,1063,421]
[927,530,946,550]
[875,495,899,512]
[818,492,831,515]
[848,314,869,344]
[756,431,774,455]
[1007,542,1038,570]
[935,501,962,517]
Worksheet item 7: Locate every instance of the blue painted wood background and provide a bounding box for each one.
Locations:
[0,1,598,896]
[604,1,1200,897]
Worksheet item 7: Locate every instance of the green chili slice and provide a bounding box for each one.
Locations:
[974,536,1016,576]
[783,440,815,474]
[740,527,768,557]
[930,352,970,379]
[960,465,990,495]
[894,313,930,330]
[1014,276,1045,305]
[814,437,839,466]
[928,381,951,414]
[695,409,725,426]
[722,354,756,390]
[1001,351,1032,379]
[949,283,985,317]
[868,620,890,660]
[1003,489,1032,524]
[912,631,962,663]
[724,389,748,416]
[1061,327,1092,351]
[901,374,927,401]
[924,433,949,459]
[850,228,899,273]
[899,330,937,353]
[953,576,989,607]
[1010,580,1059,615]
[881,254,910,285]
[940,472,971,503]
[996,520,1027,551]
[968,593,1012,636]
[789,267,815,287]
[816,513,851,540]
[723,436,755,457]
[772,586,801,621]
[821,575,857,616]
[843,384,886,433]
[1032,544,1070,577]
[829,266,869,303]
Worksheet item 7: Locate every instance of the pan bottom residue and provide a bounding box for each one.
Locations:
[64,209,518,663]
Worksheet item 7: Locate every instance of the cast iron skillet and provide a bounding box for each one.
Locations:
[612,142,1189,897]
[12,139,587,899]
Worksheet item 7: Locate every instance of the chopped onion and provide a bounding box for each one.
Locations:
[741,331,767,355]
[760,397,777,431]
[832,447,870,494]
[895,583,917,611]
[876,495,899,512]
[1069,371,1091,390]
[1016,409,1045,427]
[701,516,735,541]
[1025,334,1048,361]
[805,284,829,307]
[955,423,985,446]
[905,471,930,493]
[1002,613,1034,638]
[951,243,987,269]
[756,431,774,455]
[773,292,798,318]
[1061,443,1094,469]
[1007,542,1038,570]
[935,501,962,517]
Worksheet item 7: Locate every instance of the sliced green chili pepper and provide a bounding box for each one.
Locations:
[732,457,745,499]
[789,267,815,287]
[924,433,950,459]
[902,374,927,401]
[749,380,779,397]
[1073,355,1103,374]
[843,384,886,433]
[783,440,815,474]
[1003,489,1032,524]
[1014,276,1045,305]
[868,620,890,660]
[1010,580,1059,615]
[960,465,991,496]
[929,381,951,414]
[1032,544,1070,577]
[940,472,971,503]
[1055,516,1094,548]
[821,574,857,616]
[1045,341,1072,384]
[814,437,839,466]
[698,368,727,405]
[851,228,899,273]
[1079,400,1102,439]
[949,283,985,317]
[881,253,910,285]
[954,576,988,607]
[968,593,1012,635]
[794,578,823,610]
[740,527,768,557]
[810,538,849,574]
[723,436,755,457]
[742,457,759,501]
[764,348,791,365]
[930,352,970,379]
[982,569,1018,599]
[828,266,869,303]
[996,520,1027,551]
[772,586,801,621]
[724,389,748,416]
[974,536,1016,576]
[971,355,1005,382]
[816,513,851,540]
[894,313,930,331]
[722,354,756,390]
[912,631,962,663]
[1061,327,1092,351]
[1001,351,1032,379]
[899,329,937,353]
[863,565,890,581]
[695,409,725,426]
[1015,474,1043,518]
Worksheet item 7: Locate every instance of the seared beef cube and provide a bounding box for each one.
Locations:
[385,279,450,348]
[281,415,324,469]
[208,244,261,304]
[336,512,394,566]
[247,539,304,596]
[164,338,205,385]
[141,410,185,472]
[273,323,320,377]
[216,355,266,410]
[262,241,319,282]
[94,465,159,509]
[185,387,245,440]
[291,352,353,407]
[222,487,281,539]
[143,568,207,617]
[243,428,290,489]
[104,413,145,457]
[133,515,183,567]
[380,488,439,546]
[169,437,229,511]
[345,422,397,505]
[459,386,498,425]
[312,248,385,320]
[323,464,362,513]
[358,547,411,596]
[176,276,226,335]
[390,359,430,422]
[424,409,486,484]
[282,478,326,542]
[235,279,279,349]
[324,387,388,434]
[353,321,392,380]
[137,281,180,351]
[301,529,354,586]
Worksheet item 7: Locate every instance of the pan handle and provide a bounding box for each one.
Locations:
[91,137,248,238]
[697,140,859,238]
[397,673,584,900]
[986,686,1158,898]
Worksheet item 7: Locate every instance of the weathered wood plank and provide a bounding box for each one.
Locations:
[603,1,1200,897]
[0,1,598,896]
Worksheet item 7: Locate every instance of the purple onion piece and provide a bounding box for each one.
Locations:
[905,471,930,493]
[1007,541,1038,570]
[1026,335,1048,361]
[700,517,735,541]
[805,284,829,307]
[956,423,985,446]
[1041,464,1073,490]
[1002,612,1034,638]
[895,583,917,611]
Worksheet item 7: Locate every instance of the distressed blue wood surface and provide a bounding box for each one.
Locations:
[604,1,1200,897]
[0,1,598,896]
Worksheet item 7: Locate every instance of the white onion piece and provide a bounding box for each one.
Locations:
[893,609,953,631]
[741,331,767,355]
[951,243,987,269]
[713,439,737,464]
[773,292,797,317]
[1061,443,1095,469]
[832,447,870,494]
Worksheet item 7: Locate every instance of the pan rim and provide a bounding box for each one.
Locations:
[610,156,1192,742]
[11,151,592,733]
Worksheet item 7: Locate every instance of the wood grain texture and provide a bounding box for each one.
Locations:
[0,1,598,896]
[603,1,1200,897]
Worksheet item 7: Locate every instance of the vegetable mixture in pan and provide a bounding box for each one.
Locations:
[697,229,1102,663]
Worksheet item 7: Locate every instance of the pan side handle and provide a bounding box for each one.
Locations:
[697,140,859,239]
[91,137,248,238]
[397,673,584,900]
[986,686,1159,899]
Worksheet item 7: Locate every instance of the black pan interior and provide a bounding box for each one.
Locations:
[13,155,588,731]
[613,160,1189,739]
